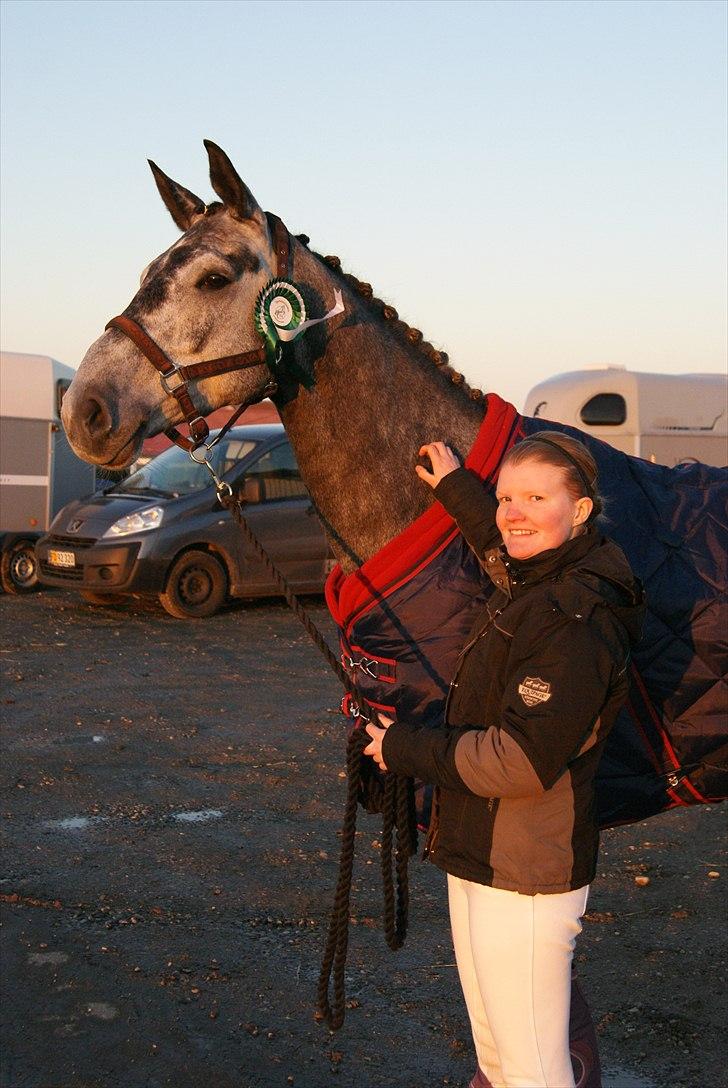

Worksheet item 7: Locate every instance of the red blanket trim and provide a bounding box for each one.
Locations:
[325,394,520,628]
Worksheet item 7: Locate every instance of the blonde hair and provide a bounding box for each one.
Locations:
[500,432,603,523]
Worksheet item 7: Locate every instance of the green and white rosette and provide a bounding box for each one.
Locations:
[255,278,344,368]
[255,280,306,366]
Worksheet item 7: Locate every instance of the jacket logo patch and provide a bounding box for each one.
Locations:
[518,676,552,707]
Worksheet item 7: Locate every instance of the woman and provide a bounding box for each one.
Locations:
[364,432,644,1088]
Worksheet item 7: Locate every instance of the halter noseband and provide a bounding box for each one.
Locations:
[105,212,291,452]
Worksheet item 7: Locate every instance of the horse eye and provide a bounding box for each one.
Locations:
[198,273,230,291]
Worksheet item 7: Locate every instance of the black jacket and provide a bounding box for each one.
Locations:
[383,468,645,893]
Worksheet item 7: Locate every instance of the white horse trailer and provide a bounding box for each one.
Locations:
[0,352,96,592]
[523,367,727,467]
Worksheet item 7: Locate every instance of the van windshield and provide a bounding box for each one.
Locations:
[112,437,258,497]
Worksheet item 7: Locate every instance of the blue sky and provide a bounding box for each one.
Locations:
[1,0,725,409]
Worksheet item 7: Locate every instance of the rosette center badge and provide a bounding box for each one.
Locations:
[270,296,295,328]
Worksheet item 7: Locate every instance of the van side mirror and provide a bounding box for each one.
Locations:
[239,477,263,504]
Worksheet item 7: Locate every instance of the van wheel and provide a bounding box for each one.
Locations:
[159,550,228,619]
[80,590,128,606]
[1,539,39,593]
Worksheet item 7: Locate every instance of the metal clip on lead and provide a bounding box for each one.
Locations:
[188,445,233,504]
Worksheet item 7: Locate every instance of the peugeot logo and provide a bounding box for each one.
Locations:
[66,518,85,533]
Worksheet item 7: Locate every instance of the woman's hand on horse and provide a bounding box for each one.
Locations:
[416,442,461,489]
[364,714,392,771]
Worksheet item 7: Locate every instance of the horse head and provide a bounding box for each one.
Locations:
[64,142,489,563]
[62,141,280,468]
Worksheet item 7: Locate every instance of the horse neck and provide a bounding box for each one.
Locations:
[276,243,485,572]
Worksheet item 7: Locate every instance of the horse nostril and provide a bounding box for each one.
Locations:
[82,395,112,438]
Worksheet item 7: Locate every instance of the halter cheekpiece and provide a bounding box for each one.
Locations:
[105,212,293,453]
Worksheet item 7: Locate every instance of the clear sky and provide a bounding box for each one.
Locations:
[1,0,725,410]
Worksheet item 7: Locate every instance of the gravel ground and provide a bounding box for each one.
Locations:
[1,589,725,1088]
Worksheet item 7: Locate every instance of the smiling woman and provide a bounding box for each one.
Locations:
[364,432,645,1088]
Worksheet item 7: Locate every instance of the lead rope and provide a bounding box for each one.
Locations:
[211,484,417,1030]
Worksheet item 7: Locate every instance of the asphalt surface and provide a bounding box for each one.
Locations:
[1,589,726,1088]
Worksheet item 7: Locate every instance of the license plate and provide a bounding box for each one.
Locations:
[48,549,75,568]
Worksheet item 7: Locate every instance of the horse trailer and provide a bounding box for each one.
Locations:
[523,367,727,466]
[0,351,96,592]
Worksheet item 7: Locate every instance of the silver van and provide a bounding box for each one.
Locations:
[36,424,333,618]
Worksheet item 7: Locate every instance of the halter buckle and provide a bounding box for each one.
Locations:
[188,415,209,440]
[160,366,186,395]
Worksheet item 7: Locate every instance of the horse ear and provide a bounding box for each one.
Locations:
[148,160,206,231]
[204,139,266,228]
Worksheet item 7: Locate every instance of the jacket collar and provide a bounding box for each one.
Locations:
[484,529,599,596]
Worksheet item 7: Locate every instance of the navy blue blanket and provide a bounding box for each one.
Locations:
[327,395,727,827]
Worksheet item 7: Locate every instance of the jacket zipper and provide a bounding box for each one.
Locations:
[423,823,439,860]
[422,789,440,859]
[427,597,507,862]
[444,604,504,720]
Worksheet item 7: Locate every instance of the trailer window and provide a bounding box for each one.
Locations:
[580,393,626,426]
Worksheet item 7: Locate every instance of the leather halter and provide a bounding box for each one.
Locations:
[105,212,291,451]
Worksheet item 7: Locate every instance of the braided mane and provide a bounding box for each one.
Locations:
[294,234,486,406]
[204,208,487,406]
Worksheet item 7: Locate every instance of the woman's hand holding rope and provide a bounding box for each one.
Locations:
[364,713,393,771]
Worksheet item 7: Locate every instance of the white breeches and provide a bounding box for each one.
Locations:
[448,874,589,1088]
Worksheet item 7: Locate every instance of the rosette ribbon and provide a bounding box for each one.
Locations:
[255,279,345,368]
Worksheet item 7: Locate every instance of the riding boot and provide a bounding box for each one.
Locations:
[467,974,600,1088]
[569,973,602,1088]
[468,1068,493,1088]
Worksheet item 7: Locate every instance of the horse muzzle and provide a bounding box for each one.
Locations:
[61,382,145,468]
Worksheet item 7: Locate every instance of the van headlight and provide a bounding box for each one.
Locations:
[103,505,164,537]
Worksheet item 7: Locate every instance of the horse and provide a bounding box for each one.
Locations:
[62,136,725,805]
[61,140,726,1075]
[62,140,487,573]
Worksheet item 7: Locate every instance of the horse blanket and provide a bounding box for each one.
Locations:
[326,394,727,827]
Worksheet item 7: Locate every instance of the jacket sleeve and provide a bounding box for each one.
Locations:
[434,468,501,557]
[382,718,475,793]
[383,606,622,798]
